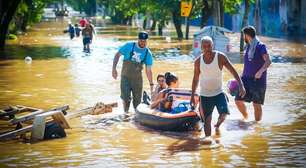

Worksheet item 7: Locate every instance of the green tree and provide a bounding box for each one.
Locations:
[65,0,97,16]
[0,0,54,48]
[11,0,46,32]
[146,0,171,35]
[0,0,22,48]
[240,0,253,52]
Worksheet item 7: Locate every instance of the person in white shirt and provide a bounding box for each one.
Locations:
[190,36,246,138]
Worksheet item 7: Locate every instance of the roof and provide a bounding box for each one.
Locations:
[194,26,232,39]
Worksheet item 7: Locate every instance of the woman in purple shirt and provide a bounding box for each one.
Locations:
[235,26,272,122]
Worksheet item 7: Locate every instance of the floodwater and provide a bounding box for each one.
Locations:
[0,19,305,167]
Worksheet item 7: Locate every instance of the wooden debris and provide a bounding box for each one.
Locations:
[10,105,69,125]
[66,102,117,119]
[31,110,70,142]
[65,107,92,120]
[0,125,32,140]
[0,102,118,142]
[0,106,18,118]
[0,105,41,118]
[90,102,118,115]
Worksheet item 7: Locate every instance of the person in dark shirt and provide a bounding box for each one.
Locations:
[68,23,75,40]
[74,24,81,37]
[235,26,272,122]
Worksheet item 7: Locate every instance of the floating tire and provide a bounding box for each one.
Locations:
[44,122,66,140]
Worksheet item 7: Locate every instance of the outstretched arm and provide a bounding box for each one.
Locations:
[112,52,121,79]
[190,57,201,107]
[221,54,246,97]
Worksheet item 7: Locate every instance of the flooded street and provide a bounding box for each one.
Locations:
[0,19,305,167]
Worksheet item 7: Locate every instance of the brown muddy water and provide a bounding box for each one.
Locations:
[0,19,305,167]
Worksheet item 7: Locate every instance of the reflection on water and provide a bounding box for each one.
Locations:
[0,19,305,167]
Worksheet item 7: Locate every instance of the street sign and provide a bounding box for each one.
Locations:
[181,1,192,17]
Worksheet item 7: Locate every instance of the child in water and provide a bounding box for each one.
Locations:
[74,24,81,37]
[68,23,75,40]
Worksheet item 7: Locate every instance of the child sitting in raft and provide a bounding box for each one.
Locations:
[150,72,196,113]
[151,74,167,101]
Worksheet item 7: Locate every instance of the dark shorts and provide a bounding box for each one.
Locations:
[120,76,143,108]
[235,77,266,104]
[200,92,229,119]
[83,37,91,45]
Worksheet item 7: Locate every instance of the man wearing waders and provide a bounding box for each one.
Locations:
[112,32,154,113]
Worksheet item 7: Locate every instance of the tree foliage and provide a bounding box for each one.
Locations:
[65,0,97,16]
[1,0,254,48]
[224,0,242,14]
[9,0,50,33]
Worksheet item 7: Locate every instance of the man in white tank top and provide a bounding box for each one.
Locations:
[190,36,246,138]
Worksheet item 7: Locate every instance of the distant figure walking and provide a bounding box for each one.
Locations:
[82,23,94,52]
[74,24,81,37]
[68,23,75,40]
[79,17,88,28]
[88,20,96,43]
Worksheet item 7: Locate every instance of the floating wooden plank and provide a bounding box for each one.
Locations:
[0,120,55,141]
[66,107,93,120]
[9,109,44,125]
[66,102,118,119]
[50,111,70,129]
[10,105,69,125]
[0,105,41,118]
[0,125,32,140]
[0,107,19,118]
[0,112,70,141]
[15,105,42,112]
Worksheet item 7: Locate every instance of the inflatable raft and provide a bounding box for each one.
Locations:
[135,103,200,131]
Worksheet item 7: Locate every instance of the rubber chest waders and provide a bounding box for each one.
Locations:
[121,43,148,112]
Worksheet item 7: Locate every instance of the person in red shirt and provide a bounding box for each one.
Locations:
[79,17,88,27]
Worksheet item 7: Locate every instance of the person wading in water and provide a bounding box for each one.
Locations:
[190,36,246,141]
[235,26,271,122]
[82,23,93,52]
[112,31,154,113]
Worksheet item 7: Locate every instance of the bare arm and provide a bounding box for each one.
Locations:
[151,85,160,101]
[92,25,96,34]
[145,66,154,93]
[112,52,121,79]
[255,53,271,79]
[221,54,246,97]
[190,57,201,106]
[145,66,153,84]
[150,92,165,109]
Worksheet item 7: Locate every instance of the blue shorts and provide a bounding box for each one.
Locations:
[83,37,91,45]
[200,92,229,119]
